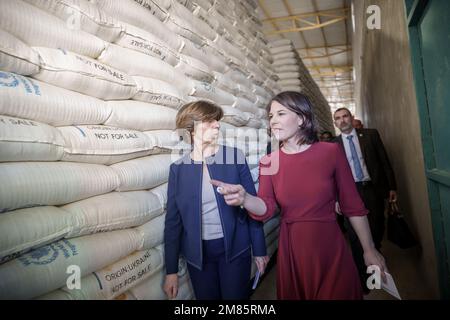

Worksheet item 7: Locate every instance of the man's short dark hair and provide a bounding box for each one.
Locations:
[334,107,353,117]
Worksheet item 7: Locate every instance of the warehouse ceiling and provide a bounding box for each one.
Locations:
[257,0,355,114]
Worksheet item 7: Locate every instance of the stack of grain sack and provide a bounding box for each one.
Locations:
[269,38,335,133]
[0,0,284,300]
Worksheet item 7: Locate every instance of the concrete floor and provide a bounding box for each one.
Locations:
[251,238,436,300]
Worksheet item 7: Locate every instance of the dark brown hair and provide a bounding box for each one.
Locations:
[266,91,319,145]
[333,107,352,118]
[176,100,223,142]
[176,100,223,131]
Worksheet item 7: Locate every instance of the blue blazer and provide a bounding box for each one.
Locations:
[164,145,267,274]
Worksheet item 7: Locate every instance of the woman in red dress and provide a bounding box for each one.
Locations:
[211,91,388,300]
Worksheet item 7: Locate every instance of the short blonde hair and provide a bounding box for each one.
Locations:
[176,100,223,135]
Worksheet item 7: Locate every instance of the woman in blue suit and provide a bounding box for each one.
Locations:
[163,100,268,300]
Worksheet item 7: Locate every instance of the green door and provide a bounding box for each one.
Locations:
[406,0,450,298]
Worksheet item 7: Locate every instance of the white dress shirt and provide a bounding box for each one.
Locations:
[341,128,371,182]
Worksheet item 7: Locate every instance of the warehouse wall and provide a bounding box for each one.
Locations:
[352,0,439,297]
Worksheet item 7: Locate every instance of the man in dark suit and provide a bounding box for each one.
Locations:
[333,107,397,292]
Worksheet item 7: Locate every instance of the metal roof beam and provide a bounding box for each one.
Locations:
[263,7,349,35]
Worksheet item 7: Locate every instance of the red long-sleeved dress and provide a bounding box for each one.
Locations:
[250,142,368,300]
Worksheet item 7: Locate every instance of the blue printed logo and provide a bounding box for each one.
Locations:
[18,240,78,266]
[0,71,41,95]
[0,72,19,88]
[19,245,59,266]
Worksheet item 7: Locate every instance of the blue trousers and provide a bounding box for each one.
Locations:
[187,238,251,300]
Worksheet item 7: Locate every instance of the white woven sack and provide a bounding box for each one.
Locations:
[0,29,40,76]
[23,0,124,43]
[212,71,237,95]
[0,229,141,299]
[244,113,262,129]
[174,54,214,83]
[281,86,303,92]
[274,65,301,73]
[98,43,188,90]
[0,206,73,265]
[92,248,164,299]
[105,100,176,132]
[207,6,235,35]
[149,183,168,210]
[261,49,273,64]
[96,0,182,52]
[213,36,245,63]
[203,37,232,62]
[175,274,195,300]
[126,270,167,300]
[246,47,260,66]
[220,105,250,127]
[38,248,163,300]
[135,214,166,250]
[165,1,214,45]
[0,0,105,58]
[279,79,301,86]
[95,0,168,24]
[257,59,275,77]
[129,269,193,300]
[33,47,137,100]
[0,72,111,126]
[192,5,223,34]
[0,115,64,162]
[272,58,298,67]
[268,39,292,48]
[278,72,301,80]
[169,1,215,41]
[180,39,228,74]
[64,191,164,237]
[256,108,267,119]
[255,95,268,109]
[183,80,235,105]
[264,77,279,90]
[190,0,213,11]
[58,125,154,165]
[144,130,182,152]
[129,257,189,300]
[232,97,259,114]
[114,22,179,66]
[236,84,257,103]
[110,154,172,192]
[252,85,270,100]
[190,81,236,105]
[269,45,293,55]
[260,119,269,129]
[272,51,296,60]
[132,77,184,109]
[0,162,119,213]
[274,83,283,94]
[225,69,252,88]
[126,0,169,21]
[245,59,266,84]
